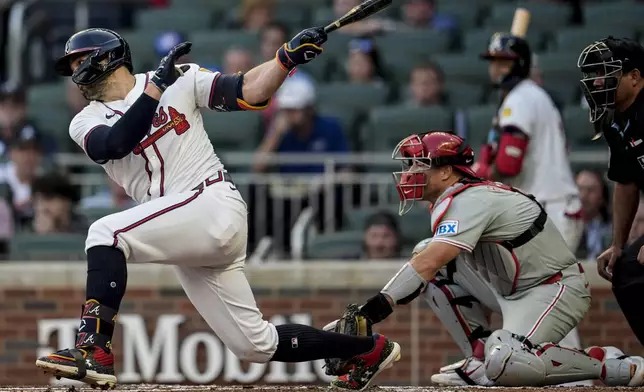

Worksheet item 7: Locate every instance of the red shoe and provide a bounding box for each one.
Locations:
[330,334,401,391]
[35,346,116,389]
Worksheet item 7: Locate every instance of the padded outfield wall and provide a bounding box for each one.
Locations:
[0,261,640,386]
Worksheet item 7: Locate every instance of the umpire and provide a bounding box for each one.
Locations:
[578,37,644,345]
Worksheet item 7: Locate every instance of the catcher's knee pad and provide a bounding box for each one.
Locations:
[484,329,546,386]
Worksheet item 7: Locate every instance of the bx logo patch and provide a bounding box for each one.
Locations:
[436,220,459,236]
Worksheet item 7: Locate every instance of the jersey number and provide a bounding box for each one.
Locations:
[133,106,190,155]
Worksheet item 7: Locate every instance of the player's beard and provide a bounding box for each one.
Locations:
[78,78,111,101]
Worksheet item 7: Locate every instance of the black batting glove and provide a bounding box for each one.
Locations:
[276,27,327,71]
[150,41,192,93]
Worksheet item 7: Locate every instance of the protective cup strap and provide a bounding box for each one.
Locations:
[381,262,427,305]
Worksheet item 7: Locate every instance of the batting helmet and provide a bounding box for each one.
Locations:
[392,131,476,215]
[55,28,133,86]
[481,32,531,89]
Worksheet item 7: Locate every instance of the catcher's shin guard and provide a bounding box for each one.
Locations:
[483,329,638,386]
[424,273,491,359]
[35,301,118,388]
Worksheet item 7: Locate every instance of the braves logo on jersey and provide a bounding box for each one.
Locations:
[133,106,190,154]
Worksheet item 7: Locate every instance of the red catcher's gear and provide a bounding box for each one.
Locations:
[392,131,477,215]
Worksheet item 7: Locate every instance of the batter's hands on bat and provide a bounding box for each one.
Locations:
[597,245,622,281]
[323,303,373,376]
[276,27,327,71]
[150,41,192,93]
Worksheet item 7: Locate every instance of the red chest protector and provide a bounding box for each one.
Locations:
[432,178,548,251]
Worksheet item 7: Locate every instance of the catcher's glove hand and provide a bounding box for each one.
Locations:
[323,303,373,376]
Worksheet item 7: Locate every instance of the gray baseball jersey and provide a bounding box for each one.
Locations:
[430,181,577,296]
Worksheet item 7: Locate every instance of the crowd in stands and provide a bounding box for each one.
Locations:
[0,0,641,260]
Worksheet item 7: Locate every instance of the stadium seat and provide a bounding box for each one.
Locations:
[201,110,263,151]
[317,83,390,112]
[465,104,497,151]
[304,230,364,259]
[189,30,260,66]
[343,204,432,245]
[562,106,595,147]
[225,5,309,30]
[584,2,644,30]
[82,207,126,224]
[439,4,480,30]
[433,54,488,85]
[120,30,164,72]
[364,106,453,151]
[135,8,212,31]
[542,80,580,107]
[485,2,571,31]
[375,31,452,60]
[170,0,236,12]
[299,55,334,82]
[537,52,580,82]
[552,27,635,53]
[10,233,87,261]
[27,83,72,145]
[463,28,545,54]
[445,82,485,108]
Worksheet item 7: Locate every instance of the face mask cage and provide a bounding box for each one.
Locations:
[578,42,623,123]
[391,135,432,216]
[71,38,125,86]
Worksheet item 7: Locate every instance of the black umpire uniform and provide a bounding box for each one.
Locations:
[578,37,644,345]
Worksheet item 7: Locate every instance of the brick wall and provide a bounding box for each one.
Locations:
[0,285,642,386]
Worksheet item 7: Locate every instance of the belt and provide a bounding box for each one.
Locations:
[192,171,234,191]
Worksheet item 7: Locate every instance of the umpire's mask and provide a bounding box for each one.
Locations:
[578,40,623,123]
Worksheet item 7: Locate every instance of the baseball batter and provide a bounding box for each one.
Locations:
[34,28,400,391]
[474,33,583,252]
[326,132,644,387]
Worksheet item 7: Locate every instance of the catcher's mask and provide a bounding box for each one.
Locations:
[55,28,133,86]
[577,39,625,124]
[392,131,476,216]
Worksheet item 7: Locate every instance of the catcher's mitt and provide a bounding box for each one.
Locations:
[323,303,373,376]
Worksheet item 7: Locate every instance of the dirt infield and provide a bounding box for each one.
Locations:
[0,386,637,392]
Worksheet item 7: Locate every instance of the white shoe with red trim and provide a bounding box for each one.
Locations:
[430,357,494,386]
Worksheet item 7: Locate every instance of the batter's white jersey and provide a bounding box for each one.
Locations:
[498,79,578,203]
[70,64,224,204]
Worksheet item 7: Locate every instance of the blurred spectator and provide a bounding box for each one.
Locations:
[66,78,88,117]
[81,178,136,209]
[237,0,275,32]
[333,0,396,35]
[223,47,255,74]
[261,22,288,62]
[362,211,402,260]
[575,169,611,260]
[0,82,57,157]
[407,61,446,107]
[31,172,87,234]
[0,127,45,228]
[629,198,644,246]
[346,37,389,86]
[402,0,457,32]
[155,31,192,62]
[253,77,349,174]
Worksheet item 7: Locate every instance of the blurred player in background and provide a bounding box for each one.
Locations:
[469,32,587,384]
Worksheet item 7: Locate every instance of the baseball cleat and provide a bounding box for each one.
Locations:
[430,357,494,386]
[330,334,401,391]
[35,346,116,389]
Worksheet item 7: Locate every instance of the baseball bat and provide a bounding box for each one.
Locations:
[324,0,393,34]
[510,8,531,38]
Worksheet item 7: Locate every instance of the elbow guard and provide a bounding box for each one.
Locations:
[494,127,529,177]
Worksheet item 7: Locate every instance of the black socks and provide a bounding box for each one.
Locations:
[76,246,127,351]
[270,324,375,362]
[86,246,127,310]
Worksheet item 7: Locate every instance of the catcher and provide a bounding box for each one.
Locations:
[324,131,644,387]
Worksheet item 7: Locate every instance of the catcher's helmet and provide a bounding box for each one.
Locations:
[481,32,531,89]
[392,131,476,215]
[577,37,644,125]
[55,28,133,86]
